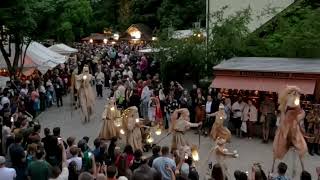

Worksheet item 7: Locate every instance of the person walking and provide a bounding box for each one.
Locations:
[95,67,105,98]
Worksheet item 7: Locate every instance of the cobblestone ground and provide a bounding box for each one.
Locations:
[36,89,320,179]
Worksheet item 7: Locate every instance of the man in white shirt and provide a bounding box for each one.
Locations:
[0,156,16,180]
[140,82,151,120]
[232,97,246,137]
[95,68,105,98]
[66,147,82,171]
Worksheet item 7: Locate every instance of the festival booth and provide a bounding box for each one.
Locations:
[212,57,320,109]
[0,42,67,76]
[121,24,154,44]
[48,43,78,56]
[81,33,108,44]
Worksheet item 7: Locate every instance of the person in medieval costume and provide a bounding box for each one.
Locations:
[122,106,143,151]
[99,98,119,140]
[208,104,232,142]
[304,108,320,156]
[75,65,95,123]
[171,108,202,151]
[205,137,238,179]
[272,86,308,174]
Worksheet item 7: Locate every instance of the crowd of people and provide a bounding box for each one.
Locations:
[0,41,319,180]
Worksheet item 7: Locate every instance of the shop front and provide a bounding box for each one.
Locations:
[212,57,320,109]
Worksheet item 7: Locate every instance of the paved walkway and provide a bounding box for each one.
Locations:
[36,89,320,179]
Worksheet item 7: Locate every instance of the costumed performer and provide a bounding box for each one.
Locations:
[272,86,307,173]
[205,137,238,179]
[99,98,120,140]
[122,106,143,151]
[171,108,202,152]
[76,65,95,123]
[207,103,231,142]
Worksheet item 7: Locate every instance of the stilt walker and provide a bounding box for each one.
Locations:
[272,86,308,177]
[76,65,95,123]
[99,98,120,140]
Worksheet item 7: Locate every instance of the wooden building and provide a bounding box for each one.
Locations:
[212,57,320,102]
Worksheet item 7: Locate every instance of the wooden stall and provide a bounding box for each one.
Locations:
[212,57,320,104]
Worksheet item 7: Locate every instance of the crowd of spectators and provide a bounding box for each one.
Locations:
[0,41,319,180]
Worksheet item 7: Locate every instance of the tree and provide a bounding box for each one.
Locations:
[240,3,320,58]
[54,0,92,42]
[90,0,118,32]
[157,0,205,30]
[0,0,54,77]
[118,0,132,31]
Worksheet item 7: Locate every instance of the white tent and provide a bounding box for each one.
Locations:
[0,42,67,74]
[49,43,78,55]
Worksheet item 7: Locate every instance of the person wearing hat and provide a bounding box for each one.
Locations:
[0,156,16,180]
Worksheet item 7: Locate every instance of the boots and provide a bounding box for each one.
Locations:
[307,142,314,156]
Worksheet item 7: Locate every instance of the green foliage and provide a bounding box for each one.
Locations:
[90,0,118,32]
[157,0,205,30]
[54,0,92,42]
[240,4,320,58]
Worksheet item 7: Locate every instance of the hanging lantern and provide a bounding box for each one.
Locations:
[89,39,93,43]
[83,75,87,80]
[155,126,162,135]
[110,106,115,111]
[191,146,199,161]
[135,118,140,123]
[120,129,125,135]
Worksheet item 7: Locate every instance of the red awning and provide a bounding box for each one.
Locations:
[212,76,316,94]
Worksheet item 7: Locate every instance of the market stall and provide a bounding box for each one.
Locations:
[212,57,320,105]
[48,43,78,55]
[0,41,67,75]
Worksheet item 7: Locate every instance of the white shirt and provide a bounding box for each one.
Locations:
[95,72,105,85]
[232,102,246,118]
[0,167,16,180]
[67,157,82,171]
[128,70,133,79]
[205,101,212,113]
[49,167,68,180]
[1,96,10,106]
[141,86,151,102]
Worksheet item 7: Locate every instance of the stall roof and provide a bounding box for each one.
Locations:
[213,57,320,74]
[49,43,78,55]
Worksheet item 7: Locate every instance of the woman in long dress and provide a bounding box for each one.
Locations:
[76,65,95,123]
[208,104,231,142]
[122,106,143,151]
[99,99,119,140]
[171,108,201,151]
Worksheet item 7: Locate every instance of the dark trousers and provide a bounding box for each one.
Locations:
[56,95,63,107]
[96,84,103,97]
